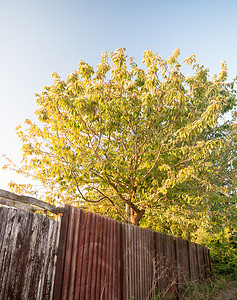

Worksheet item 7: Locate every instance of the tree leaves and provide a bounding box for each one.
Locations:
[5,48,237,231]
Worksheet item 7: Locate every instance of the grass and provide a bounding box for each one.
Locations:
[181,275,237,300]
[153,275,237,300]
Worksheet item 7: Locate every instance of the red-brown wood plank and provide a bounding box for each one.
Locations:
[173,237,179,298]
[74,208,87,300]
[120,222,127,300]
[141,227,146,299]
[197,243,205,280]
[95,215,104,300]
[130,225,135,299]
[137,227,142,299]
[176,238,190,286]
[203,246,211,277]
[149,228,156,300]
[100,216,108,299]
[144,228,149,299]
[189,242,199,281]
[90,214,102,300]
[134,225,138,299]
[155,232,165,294]
[106,217,112,300]
[113,220,120,299]
[134,225,139,299]
[165,235,176,296]
[79,210,93,299]
[61,206,76,300]
[85,211,96,299]
[67,208,81,299]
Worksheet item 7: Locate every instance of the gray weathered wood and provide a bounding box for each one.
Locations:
[0,189,64,214]
[0,197,37,212]
[0,206,59,300]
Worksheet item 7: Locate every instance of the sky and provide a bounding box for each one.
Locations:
[0,0,237,192]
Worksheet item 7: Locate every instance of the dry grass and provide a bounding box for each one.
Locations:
[145,257,237,300]
[176,276,237,300]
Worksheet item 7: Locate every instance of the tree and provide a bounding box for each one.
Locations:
[5,48,237,229]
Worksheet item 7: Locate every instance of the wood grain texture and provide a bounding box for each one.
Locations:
[0,189,64,214]
[49,206,212,299]
[0,206,58,300]
[0,204,211,300]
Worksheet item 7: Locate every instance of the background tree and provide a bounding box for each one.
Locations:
[5,48,237,234]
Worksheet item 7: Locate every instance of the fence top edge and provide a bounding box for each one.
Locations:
[0,190,209,250]
[0,189,64,215]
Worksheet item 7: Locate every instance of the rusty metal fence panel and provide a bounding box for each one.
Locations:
[0,206,58,300]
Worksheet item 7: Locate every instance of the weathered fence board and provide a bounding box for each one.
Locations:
[0,206,58,300]
[189,242,199,281]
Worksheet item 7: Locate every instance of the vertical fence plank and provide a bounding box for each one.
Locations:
[0,208,23,298]
[155,232,164,294]
[68,208,81,299]
[121,222,127,300]
[0,207,58,300]
[90,214,102,300]
[53,206,69,300]
[109,218,114,299]
[163,235,176,297]
[28,215,52,300]
[135,227,139,299]
[130,225,135,299]
[61,206,76,300]
[105,217,112,300]
[43,218,59,300]
[74,208,87,300]
[173,237,179,298]
[197,243,205,280]
[95,215,104,300]
[100,216,108,299]
[79,210,92,299]
[85,212,96,299]
[114,220,120,300]
[135,225,139,300]
[189,242,199,281]
[178,238,190,287]
[203,246,211,278]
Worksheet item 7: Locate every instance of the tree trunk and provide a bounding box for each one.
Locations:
[126,204,145,226]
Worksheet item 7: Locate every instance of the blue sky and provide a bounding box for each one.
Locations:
[1,0,237,191]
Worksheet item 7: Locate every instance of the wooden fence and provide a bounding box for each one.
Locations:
[0,190,211,300]
[0,206,59,300]
[53,205,211,300]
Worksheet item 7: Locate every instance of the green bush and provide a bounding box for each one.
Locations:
[195,227,237,279]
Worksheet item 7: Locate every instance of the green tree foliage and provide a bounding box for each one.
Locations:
[5,48,237,236]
